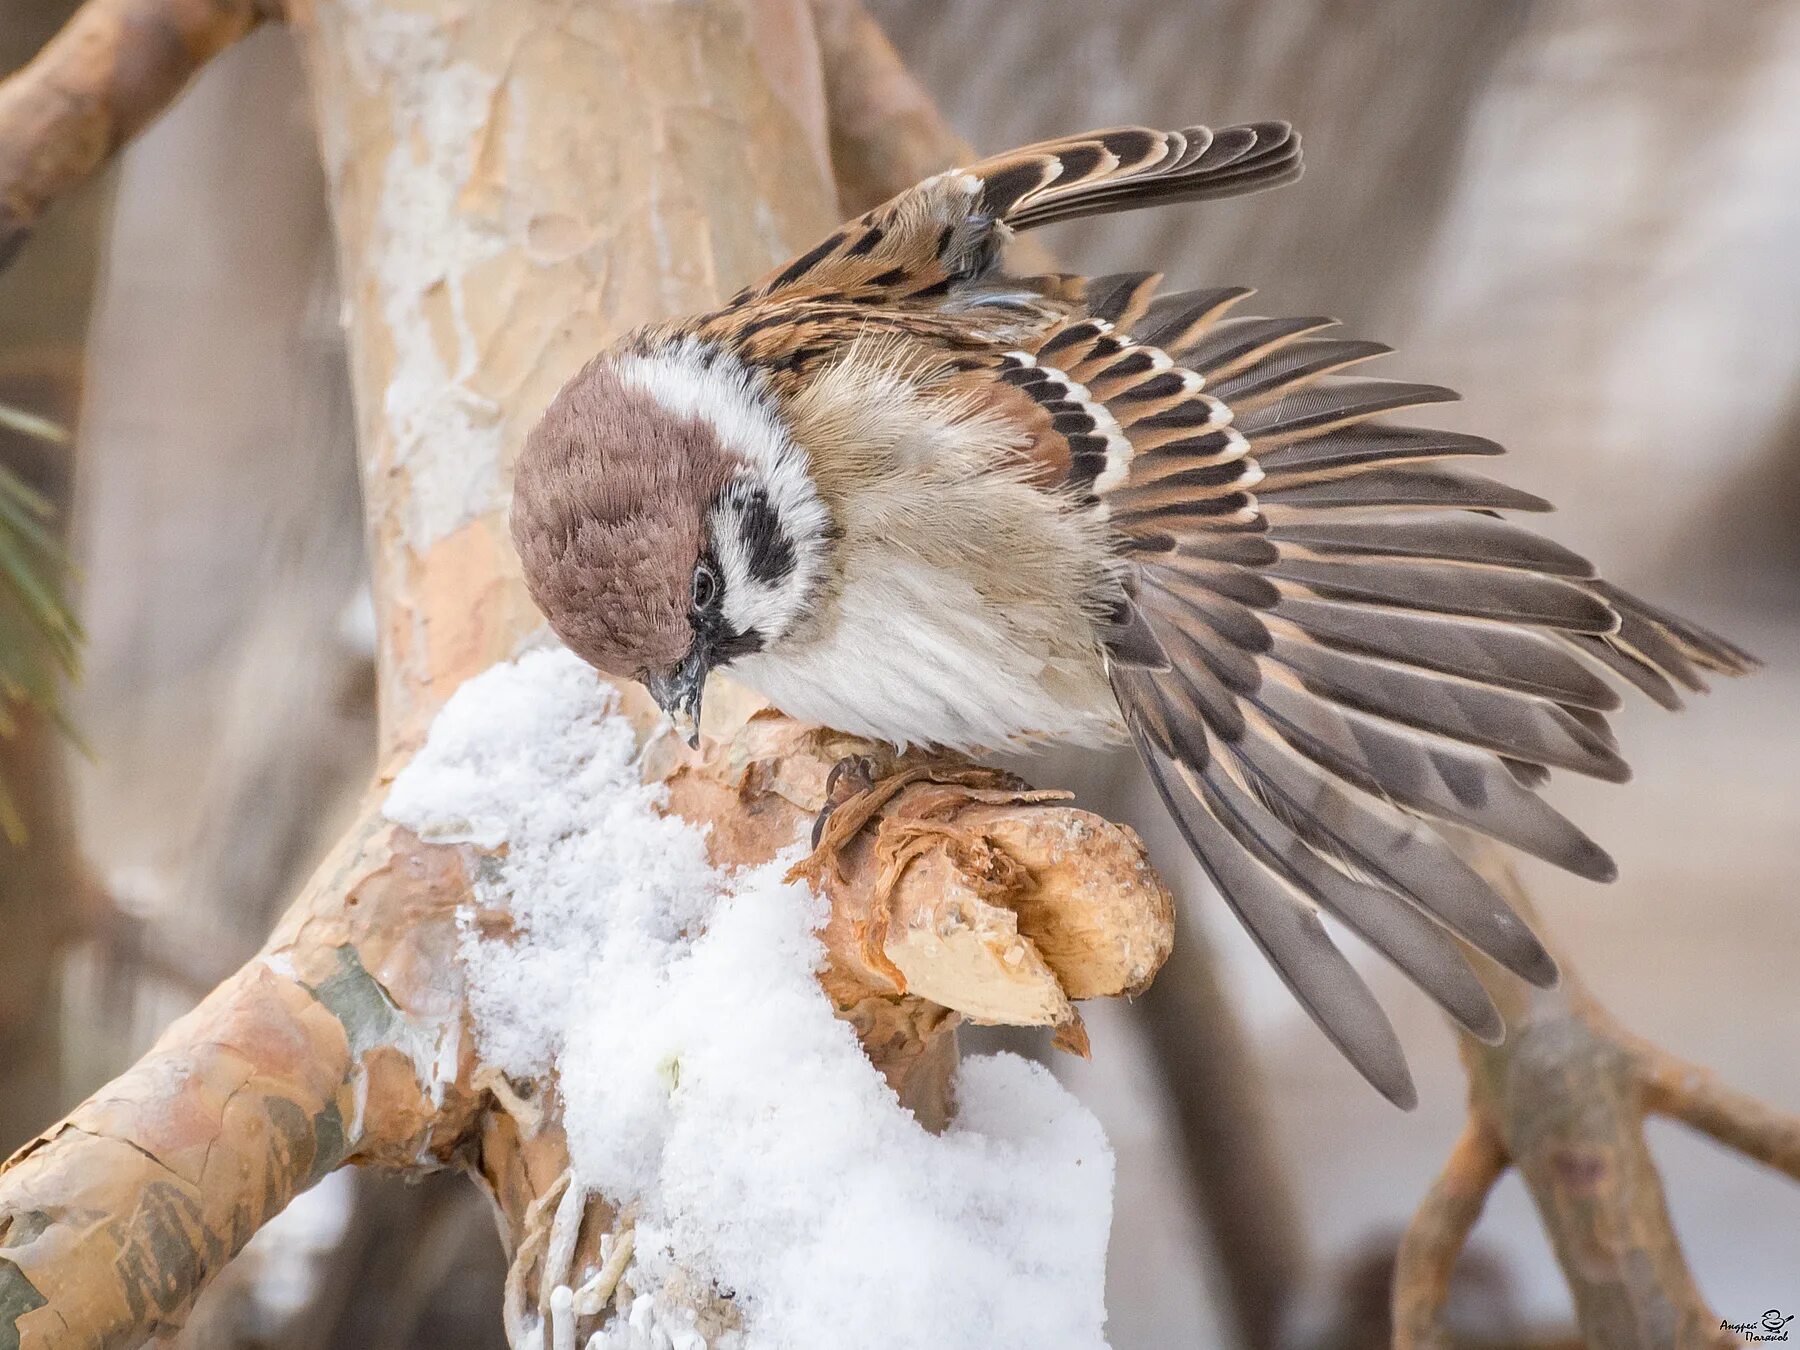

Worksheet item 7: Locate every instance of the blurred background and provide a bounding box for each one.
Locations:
[1,1,1795,1346]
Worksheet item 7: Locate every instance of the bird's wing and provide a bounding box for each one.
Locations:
[707,120,1753,1106]
[730,123,1300,307]
[1024,287,1753,1107]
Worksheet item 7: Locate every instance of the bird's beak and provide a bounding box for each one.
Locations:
[646,648,708,748]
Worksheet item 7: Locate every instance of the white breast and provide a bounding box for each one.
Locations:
[731,553,1123,752]
[708,335,1128,752]
[730,448,1127,753]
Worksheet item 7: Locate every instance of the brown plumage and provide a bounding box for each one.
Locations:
[511,121,1757,1107]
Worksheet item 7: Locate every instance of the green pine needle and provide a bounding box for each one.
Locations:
[0,403,71,446]
[0,401,80,847]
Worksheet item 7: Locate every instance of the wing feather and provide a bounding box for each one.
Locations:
[1076,283,1751,1101]
[734,123,1301,305]
[1271,597,1623,711]
[1133,739,1419,1108]
[1249,670,1617,877]
[1195,758,1505,1045]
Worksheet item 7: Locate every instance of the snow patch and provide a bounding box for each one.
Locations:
[385,648,1115,1350]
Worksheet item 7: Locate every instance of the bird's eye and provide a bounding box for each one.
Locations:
[690,560,719,612]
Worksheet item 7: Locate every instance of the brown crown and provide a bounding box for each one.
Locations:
[510,358,737,676]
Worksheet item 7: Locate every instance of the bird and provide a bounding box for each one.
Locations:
[510,121,1755,1107]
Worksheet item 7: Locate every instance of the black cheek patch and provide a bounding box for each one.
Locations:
[735,488,797,586]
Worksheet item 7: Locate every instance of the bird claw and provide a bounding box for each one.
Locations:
[789,750,1045,887]
[812,753,886,848]
[790,750,916,886]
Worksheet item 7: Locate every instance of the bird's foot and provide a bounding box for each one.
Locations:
[812,752,889,850]
[788,748,1066,888]
[789,749,928,887]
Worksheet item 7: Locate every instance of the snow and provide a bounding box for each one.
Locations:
[384,648,1116,1350]
[237,1169,359,1339]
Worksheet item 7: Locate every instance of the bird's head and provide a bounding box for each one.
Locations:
[510,345,833,744]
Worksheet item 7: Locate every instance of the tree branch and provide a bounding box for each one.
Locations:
[1396,844,1800,1350]
[1135,922,1310,1349]
[1392,1112,1508,1349]
[0,0,276,271]
[1634,1037,1800,1183]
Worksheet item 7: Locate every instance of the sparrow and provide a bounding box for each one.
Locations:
[511,121,1755,1107]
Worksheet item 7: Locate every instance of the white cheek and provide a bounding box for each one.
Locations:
[709,501,814,644]
[719,563,791,639]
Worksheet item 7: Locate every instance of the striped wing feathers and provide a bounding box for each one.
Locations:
[733,123,1300,306]
[1080,285,1752,1105]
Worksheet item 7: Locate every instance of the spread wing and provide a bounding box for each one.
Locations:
[731,122,1300,307]
[715,121,1753,1107]
[1032,288,1754,1106]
